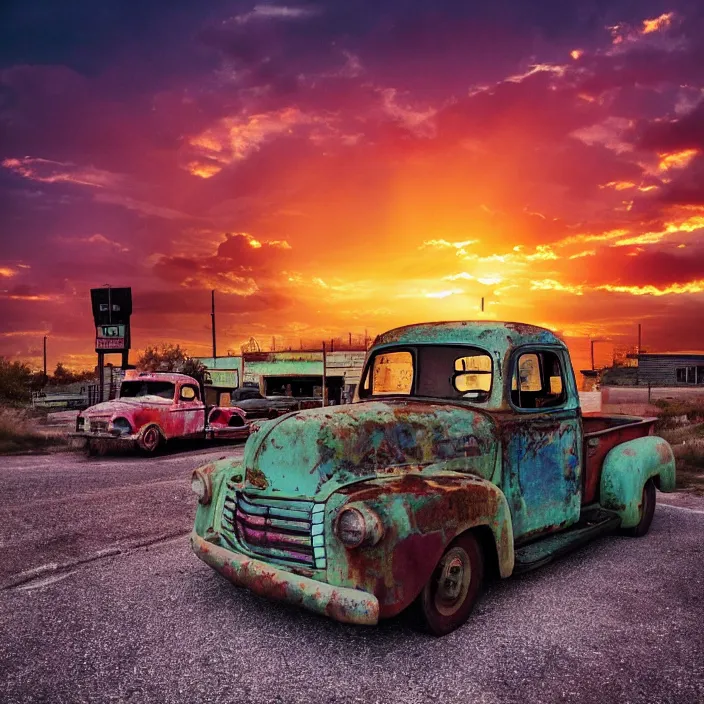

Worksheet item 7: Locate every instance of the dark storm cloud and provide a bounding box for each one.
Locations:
[639,100,704,152]
[153,233,293,291]
[583,243,704,288]
[0,0,231,79]
[656,155,704,206]
[134,287,291,316]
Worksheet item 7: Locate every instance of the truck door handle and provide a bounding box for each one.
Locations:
[587,438,599,448]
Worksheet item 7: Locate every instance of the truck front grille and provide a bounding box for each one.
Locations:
[221,480,326,569]
[89,419,109,434]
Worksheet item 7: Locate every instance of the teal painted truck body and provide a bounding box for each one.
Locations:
[190,321,676,628]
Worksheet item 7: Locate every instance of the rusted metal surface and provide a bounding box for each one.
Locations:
[71,372,249,451]
[190,321,676,628]
[600,436,676,527]
[242,400,499,498]
[498,409,582,543]
[582,415,657,504]
[191,532,380,625]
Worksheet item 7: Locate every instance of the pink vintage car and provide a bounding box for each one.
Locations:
[71,371,249,454]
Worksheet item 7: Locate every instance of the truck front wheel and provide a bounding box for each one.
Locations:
[622,479,656,538]
[418,531,484,636]
[139,425,163,454]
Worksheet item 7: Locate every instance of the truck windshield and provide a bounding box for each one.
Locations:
[358,345,493,403]
[120,381,175,400]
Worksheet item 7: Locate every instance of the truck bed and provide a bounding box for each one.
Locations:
[582,414,657,504]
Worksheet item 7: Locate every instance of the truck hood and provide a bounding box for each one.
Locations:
[243,399,498,500]
[82,397,170,417]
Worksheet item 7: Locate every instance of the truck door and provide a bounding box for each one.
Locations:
[171,383,205,438]
[501,347,582,542]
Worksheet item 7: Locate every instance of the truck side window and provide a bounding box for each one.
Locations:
[372,351,414,395]
[180,385,199,401]
[512,351,566,410]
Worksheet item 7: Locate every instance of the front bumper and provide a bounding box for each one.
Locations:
[68,431,137,446]
[190,532,379,626]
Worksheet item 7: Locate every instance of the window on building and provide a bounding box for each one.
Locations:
[511,350,566,410]
[676,366,698,384]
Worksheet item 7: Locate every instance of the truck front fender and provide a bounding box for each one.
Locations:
[600,436,676,528]
[326,473,514,618]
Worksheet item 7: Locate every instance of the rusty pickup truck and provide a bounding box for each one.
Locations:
[71,371,249,454]
[189,322,676,635]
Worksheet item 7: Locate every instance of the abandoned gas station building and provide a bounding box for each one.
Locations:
[197,350,367,405]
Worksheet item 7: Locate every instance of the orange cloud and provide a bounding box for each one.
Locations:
[187,161,222,179]
[597,281,704,296]
[658,149,699,171]
[642,12,674,35]
[185,108,318,168]
[530,280,584,295]
[601,181,636,190]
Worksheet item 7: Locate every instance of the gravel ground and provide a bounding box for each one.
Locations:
[0,451,703,703]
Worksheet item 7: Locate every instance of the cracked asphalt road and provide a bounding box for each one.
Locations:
[0,444,241,586]
[1,448,703,703]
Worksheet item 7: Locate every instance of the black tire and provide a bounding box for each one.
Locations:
[139,425,163,454]
[622,479,656,537]
[418,532,484,636]
[86,440,98,457]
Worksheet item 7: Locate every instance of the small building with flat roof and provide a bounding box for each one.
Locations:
[635,353,704,387]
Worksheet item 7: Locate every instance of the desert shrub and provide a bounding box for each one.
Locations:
[0,406,67,454]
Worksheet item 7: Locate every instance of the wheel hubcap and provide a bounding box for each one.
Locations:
[434,547,471,616]
[144,429,157,449]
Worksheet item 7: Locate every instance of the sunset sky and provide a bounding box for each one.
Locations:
[2,1,704,373]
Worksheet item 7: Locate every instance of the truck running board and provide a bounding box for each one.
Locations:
[513,508,621,573]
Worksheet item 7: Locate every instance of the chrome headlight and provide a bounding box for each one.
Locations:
[110,417,132,436]
[191,468,212,505]
[336,504,384,548]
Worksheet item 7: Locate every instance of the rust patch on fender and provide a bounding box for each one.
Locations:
[246,467,269,489]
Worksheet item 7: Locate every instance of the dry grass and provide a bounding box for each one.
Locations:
[0,406,68,454]
[598,398,704,494]
[659,422,704,495]
[653,398,704,424]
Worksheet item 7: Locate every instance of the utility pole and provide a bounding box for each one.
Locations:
[322,341,327,407]
[43,335,47,381]
[637,323,642,354]
[348,332,352,348]
[481,297,485,313]
[211,290,217,359]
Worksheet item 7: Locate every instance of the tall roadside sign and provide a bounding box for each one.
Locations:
[90,286,132,402]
